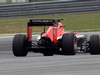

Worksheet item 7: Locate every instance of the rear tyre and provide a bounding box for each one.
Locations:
[90,35,100,55]
[43,48,53,56]
[12,34,28,56]
[62,33,77,55]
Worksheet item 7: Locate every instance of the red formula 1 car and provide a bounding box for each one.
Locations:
[12,19,100,56]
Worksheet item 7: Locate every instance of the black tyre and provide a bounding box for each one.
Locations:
[62,33,77,55]
[90,35,100,55]
[12,34,28,56]
[43,48,53,56]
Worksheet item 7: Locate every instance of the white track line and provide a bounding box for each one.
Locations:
[0,36,14,38]
[0,35,39,39]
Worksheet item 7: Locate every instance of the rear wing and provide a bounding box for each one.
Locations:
[28,19,63,27]
[27,19,63,41]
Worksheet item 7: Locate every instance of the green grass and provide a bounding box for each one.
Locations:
[0,13,100,34]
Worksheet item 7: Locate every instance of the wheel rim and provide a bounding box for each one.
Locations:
[74,37,77,51]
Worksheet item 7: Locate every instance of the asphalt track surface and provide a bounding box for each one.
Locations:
[0,32,100,75]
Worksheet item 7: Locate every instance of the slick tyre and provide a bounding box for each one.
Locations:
[12,34,28,56]
[90,35,100,55]
[62,33,77,55]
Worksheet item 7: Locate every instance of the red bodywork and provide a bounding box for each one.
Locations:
[42,23,70,44]
[28,22,83,44]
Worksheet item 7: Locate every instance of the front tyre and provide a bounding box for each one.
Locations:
[62,33,77,55]
[12,34,28,56]
[90,35,100,55]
